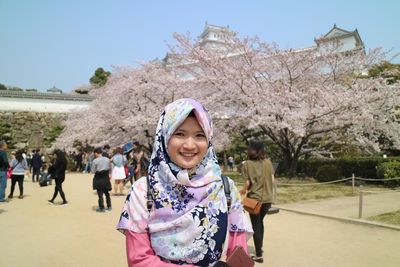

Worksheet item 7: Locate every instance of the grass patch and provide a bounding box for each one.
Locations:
[276,177,389,204]
[368,210,400,226]
[222,170,390,204]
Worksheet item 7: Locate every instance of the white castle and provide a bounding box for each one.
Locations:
[164,22,365,65]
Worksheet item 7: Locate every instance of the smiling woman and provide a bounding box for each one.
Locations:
[167,111,208,170]
[117,98,253,267]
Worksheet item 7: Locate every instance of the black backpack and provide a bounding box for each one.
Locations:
[141,157,150,172]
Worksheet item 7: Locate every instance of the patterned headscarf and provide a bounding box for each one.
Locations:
[117,99,252,266]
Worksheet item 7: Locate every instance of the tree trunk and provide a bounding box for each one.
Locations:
[282,150,299,177]
[287,156,299,178]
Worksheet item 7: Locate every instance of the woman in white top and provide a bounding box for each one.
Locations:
[111,147,126,195]
[8,150,29,199]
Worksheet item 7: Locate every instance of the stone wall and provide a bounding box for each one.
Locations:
[0,111,66,151]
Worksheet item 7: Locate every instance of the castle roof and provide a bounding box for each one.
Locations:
[47,86,63,93]
[315,24,364,49]
[198,22,236,39]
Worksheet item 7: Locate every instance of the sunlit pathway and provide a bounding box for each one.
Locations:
[0,173,127,267]
[1,173,399,267]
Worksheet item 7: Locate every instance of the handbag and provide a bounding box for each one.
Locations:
[7,166,13,179]
[241,160,267,215]
[7,161,20,179]
[226,245,254,267]
[242,197,262,215]
[124,165,129,176]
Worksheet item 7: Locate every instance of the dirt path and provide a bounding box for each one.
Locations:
[259,211,400,267]
[1,173,399,267]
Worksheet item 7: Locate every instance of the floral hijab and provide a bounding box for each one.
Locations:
[117,99,252,266]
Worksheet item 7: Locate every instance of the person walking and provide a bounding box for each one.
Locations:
[48,149,68,205]
[132,141,149,179]
[8,150,29,199]
[75,151,83,172]
[117,98,252,266]
[26,150,33,174]
[85,151,94,173]
[92,147,112,212]
[0,141,9,202]
[240,140,275,263]
[111,147,126,196]
[31,149,42,182]
[227,156,234,171]
[82,151,88,173]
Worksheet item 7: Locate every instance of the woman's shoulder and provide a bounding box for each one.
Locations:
[117,176,150,233]
[125,177,149,212]
[263,158,273,167]
[129,176,148,196]
[244,159,259,166]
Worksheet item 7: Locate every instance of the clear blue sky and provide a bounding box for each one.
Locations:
[1,0,399,92]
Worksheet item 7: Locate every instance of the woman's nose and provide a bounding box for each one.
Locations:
[182,137,196,149]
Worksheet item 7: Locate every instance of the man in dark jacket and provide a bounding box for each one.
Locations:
[31,149,42,182]
[92,147,112,212]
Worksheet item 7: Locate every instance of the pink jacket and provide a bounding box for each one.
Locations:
[125,230,249,266]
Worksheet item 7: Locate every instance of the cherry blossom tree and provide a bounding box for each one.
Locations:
[56,61,191,150]
[170,33,400,176]
[56,31,399,177]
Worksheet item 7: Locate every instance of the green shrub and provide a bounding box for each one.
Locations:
[339,158,384,179]
[315,165,341,182]
[43,125,64,147]
[377,161,400,187]
[297,157,400,181]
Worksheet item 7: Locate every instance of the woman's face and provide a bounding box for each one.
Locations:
[168,116,208,169]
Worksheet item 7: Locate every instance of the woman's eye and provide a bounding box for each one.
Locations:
[174,132,184,137]
[196,133,206,138]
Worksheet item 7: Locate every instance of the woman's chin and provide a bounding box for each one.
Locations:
[178,159,198,170]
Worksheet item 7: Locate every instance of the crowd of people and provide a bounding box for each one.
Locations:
[0,98,276,266]
[0,139,150,208]
[89,141,149,212]
[0,143,69,205]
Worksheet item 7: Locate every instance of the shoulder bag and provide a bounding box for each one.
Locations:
[241,161,265,215]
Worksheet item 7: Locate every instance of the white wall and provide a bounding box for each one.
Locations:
[338,36,357,52]
[318,36,358,53]
[0,97,92,113]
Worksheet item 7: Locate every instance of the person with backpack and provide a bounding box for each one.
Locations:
[132,141,149,179]
[0,141,9,202]
[117,99,252,266]
[8,150,29,199]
